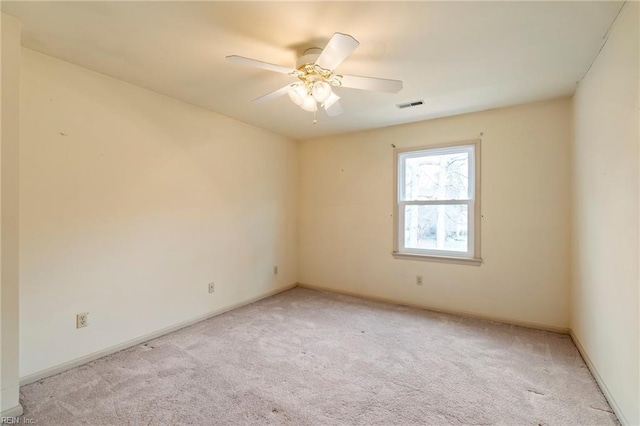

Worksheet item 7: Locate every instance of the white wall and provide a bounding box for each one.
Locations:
[1,12,23,417]
[571,3,639,425]
[19,49,298,378]
[299,98,572,330]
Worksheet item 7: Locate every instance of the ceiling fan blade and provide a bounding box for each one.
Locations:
[324,101,343,117]
[339,75,403,93]
[252,84,293,104]
[315,33,360,70]
[226,55,295,74]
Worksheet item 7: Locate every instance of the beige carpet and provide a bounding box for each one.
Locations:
[20,288,617,425]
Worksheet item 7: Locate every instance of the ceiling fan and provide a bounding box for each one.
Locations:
[226,33,403,122]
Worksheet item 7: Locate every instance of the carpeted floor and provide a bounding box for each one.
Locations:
[20,287,617,425]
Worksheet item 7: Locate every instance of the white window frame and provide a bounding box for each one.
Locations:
[392,140,482,265]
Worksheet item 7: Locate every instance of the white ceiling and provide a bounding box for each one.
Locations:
[2,1,622,140]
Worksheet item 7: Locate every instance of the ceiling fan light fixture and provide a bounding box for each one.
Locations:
[227,31,403,121]
[301,95,318,112]
[311,81,332,103]
[288,83,307,106]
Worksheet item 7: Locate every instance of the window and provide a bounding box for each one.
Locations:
[393,140,481,265]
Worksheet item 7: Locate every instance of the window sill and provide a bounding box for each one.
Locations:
[392,252,482,266]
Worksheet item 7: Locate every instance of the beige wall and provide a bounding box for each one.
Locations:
[19,49,298,378]
[1,12,23,417]
[571,3,639,425]
[299,98,572,330]
[12,7,639,423]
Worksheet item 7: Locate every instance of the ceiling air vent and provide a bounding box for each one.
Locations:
[396,100,424,109]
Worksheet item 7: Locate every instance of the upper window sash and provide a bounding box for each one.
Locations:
[398,145,475,202]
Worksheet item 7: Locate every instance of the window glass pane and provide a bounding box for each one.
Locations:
[404,204,468,252]
[402,151,469,201]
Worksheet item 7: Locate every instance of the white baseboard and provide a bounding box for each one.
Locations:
[0,404,24,420]
[20,284,297,386]
[297,283,570,334]
[569,330,629,426]
[16,283,628,426]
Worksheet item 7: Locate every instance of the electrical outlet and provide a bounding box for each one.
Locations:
[273,266,278,275]
[208,282,215,293]
[76,312,89,328]
[416,275,423,285]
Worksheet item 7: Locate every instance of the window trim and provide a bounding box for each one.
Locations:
[392,139,482,265]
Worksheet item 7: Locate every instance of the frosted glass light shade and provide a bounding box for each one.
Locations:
[311,81,332,103]
[301,95,317,112]
[288,84,307,106]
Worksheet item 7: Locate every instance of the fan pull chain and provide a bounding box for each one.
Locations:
[313,109,318,125]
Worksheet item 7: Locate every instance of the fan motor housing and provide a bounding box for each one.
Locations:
[296,47,322,69]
